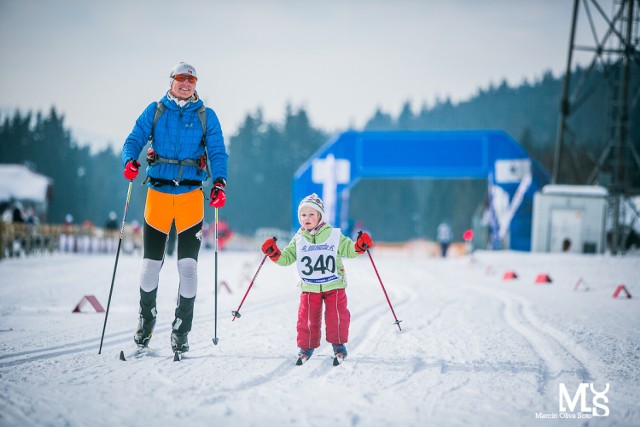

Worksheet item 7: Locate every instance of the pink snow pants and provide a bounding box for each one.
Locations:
[296,289,350,349]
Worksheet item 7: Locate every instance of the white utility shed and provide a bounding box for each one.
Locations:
[531,185,608,253]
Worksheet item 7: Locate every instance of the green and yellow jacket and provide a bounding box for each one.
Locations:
[276,223,361,292]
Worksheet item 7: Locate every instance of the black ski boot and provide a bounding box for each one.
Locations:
[171,330,189,353]
[134,316,156,346]
[134,289,157,346]
[171,295,195,353]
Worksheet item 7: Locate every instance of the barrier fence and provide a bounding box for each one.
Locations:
[0,222,142,260]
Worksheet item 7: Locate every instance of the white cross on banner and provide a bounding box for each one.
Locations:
[311,154,351,224]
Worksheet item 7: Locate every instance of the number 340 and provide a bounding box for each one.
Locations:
[300,255,336,276]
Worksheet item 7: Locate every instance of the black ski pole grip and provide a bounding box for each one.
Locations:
[267,236,277,254]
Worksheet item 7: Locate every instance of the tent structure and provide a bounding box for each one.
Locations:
[0,164,53,221]
[292,130,549,251]
[0,164,52,203]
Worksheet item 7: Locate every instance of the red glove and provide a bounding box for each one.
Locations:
[261,237,280,261]
[123,159,141,180]
[355,232,374,254]
[209,178,226,208]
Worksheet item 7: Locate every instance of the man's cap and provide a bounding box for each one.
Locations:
[170,62,197,79]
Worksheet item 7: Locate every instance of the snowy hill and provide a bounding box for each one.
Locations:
[0,249,638,426]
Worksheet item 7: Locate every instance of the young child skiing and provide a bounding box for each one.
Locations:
[261,193,374,365]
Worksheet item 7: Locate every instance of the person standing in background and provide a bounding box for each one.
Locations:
[437,221,452,258]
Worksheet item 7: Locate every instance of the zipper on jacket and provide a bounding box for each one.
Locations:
[305,232,322,293]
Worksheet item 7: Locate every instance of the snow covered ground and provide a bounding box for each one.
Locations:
[0,246,638,427]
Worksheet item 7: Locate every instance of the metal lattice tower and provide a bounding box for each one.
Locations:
[553,0,640,254]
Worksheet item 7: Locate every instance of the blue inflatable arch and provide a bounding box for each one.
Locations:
[292,130,549,251]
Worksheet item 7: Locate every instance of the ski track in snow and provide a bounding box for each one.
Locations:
[0,250,638,427]
[456,274,595,400]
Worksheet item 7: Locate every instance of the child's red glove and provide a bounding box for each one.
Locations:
[355,232,374,254]
[261,237,280,261]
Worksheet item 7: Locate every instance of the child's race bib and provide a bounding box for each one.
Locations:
[295,228,341,284]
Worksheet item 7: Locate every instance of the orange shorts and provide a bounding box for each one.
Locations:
[144,187,204,234]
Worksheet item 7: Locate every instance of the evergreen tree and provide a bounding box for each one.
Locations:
[396,101,415,130]
[364,107,394,130]
[225,106,327,235]
[0,107,124,224]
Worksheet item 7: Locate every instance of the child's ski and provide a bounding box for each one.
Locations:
[296,354,311,365]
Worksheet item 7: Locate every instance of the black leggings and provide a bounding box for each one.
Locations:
[143,220,203,261]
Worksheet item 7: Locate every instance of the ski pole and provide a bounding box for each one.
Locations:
[212,207,220,345]
[231,237,276,321]
[99,180,134,354]
[360,231,402,331]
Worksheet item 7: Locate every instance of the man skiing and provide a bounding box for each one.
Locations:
[121,61,228,354]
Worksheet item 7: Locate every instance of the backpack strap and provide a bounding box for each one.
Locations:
[196,104,207,135]
[195,105,211,179]
[144,101,211,183]
[148,102,166,143]
[149,101,206,141]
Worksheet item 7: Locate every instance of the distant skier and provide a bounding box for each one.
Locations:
[437,221,452,258]
[121,61,228,354]
[261,193,374,365]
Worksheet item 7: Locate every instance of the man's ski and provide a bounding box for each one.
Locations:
[173,351,183,362]
[119,345,156,361]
